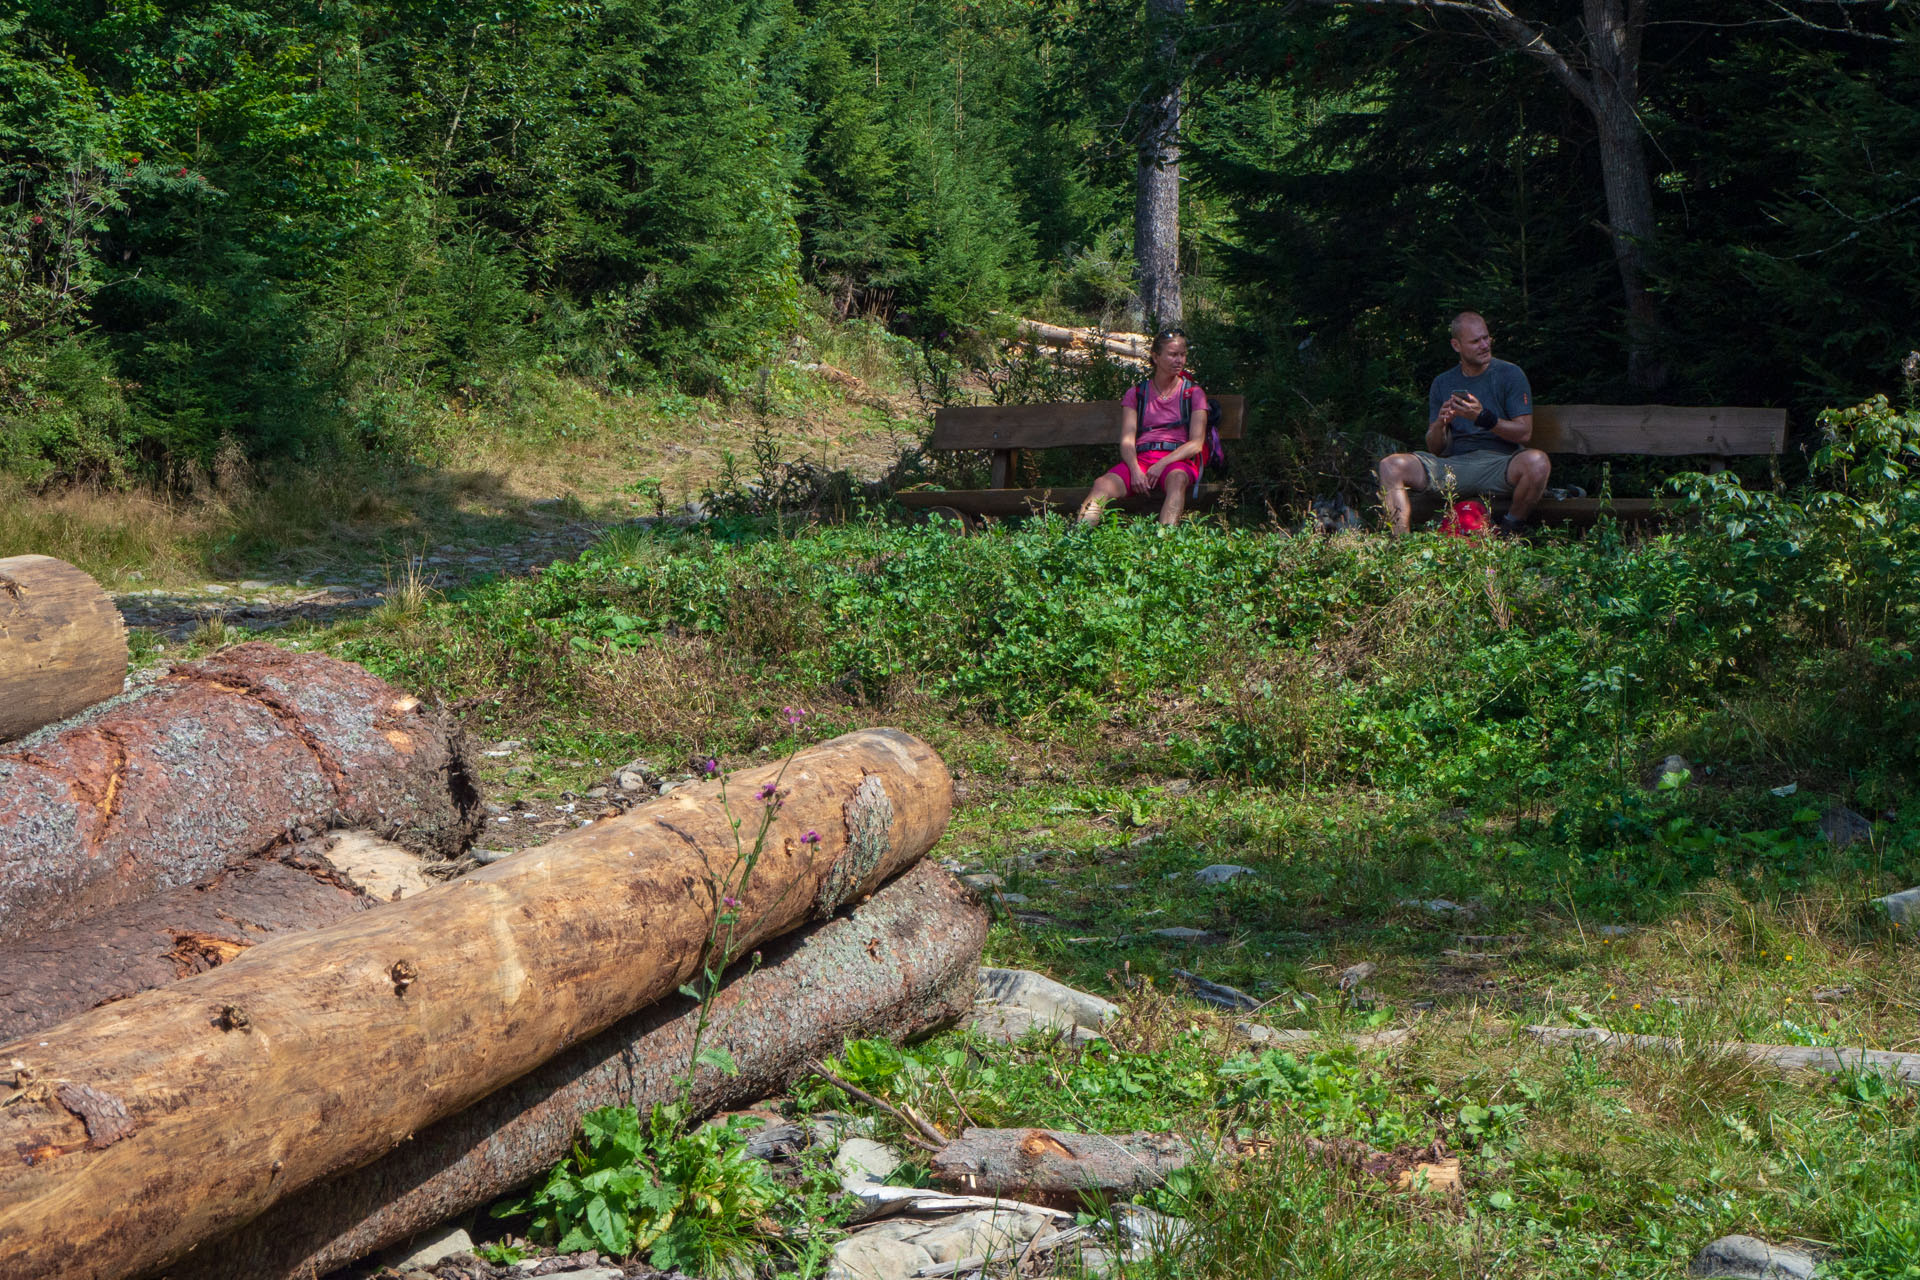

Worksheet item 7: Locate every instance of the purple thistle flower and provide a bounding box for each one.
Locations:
[782,705,807,727]
[723,895,739,908]
[800,829,820,845]
[756,782,777,801]
[698,757,719,776]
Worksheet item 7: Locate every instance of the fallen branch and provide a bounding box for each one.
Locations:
[1524,1024,1920,1086]
[808,1059,947,1150]
[0,728,952,1280]
[174,860,987,1280]
[930,1128,1193,1197]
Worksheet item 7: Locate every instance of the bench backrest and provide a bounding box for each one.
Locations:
[929,395,1246,451]
[1531,404,1788,456]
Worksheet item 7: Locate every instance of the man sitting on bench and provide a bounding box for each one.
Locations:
[1379,312,1550,535]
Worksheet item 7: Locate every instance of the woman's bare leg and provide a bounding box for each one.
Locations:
[1158,471,1192,526]
[1078,473,1129,525]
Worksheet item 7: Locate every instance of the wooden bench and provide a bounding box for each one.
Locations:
[893,395,1247,524]
[1407,403,1790,524]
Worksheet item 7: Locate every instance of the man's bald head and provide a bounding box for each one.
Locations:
[1450,310,1486,338]
[1449,312,1494,374]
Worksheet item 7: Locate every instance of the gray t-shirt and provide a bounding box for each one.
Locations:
[1428,358,1533,456]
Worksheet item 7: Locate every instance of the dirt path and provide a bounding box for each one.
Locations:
[114,516,615,639]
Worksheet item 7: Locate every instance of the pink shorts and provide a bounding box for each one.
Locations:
[1107,449,1201,492]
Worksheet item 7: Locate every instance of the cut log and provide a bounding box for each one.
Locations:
[0,555,127,742]
[0,728,951,1280]
[170,859,988,1280]
[0,832,432,1042]
[930,1128,1193,1197]
[0,641,480,943]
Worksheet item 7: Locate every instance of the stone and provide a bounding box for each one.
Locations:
[472,847,514,865]
[1873,886,1920,926]
[1163,778,1192,795]
[1171,969,1259,1011]
[1595,924,1635,939]
[385,1225,473,1270]
[1194,864,1255,886]
[1150,927,1225,944]
[1398,898,1478,920]
[1649,754,1692,789]
[910,1208,1052,1263]
[616,770,650,792]
[1127,835,1157,849]
[1338,961,1378,991]
[994,893,1031,906]
[1688,1234,1819,1279]
[960,872,1004,890]
[828,1233,935,1280]
[1819,805,1873,848]
[834,1137,906,1187]
[976,968,1119,1034]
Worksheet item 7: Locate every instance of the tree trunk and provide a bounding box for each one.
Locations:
[0,728,951,1280]
[0,555,127,742]
[0,837,427,1043]
[1132,0,1184,329]
[1582,0,1663,392]
[0,642,482,943]
[169,860,987,1280]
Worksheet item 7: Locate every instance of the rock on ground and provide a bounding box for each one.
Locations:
[1819,806,1873,847]
[1689,1233,1820,1279]
[834,1137,906,1188]
[1194,864,1254,886]
[974,968,1118,1036]
[387,1225,473,1270]
[1874,886,1920,926]
[828,1232,935,1280]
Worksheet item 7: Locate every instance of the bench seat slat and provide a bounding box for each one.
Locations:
[896,486,1227,519]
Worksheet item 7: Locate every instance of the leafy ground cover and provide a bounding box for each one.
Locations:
[96,396,1920,1276]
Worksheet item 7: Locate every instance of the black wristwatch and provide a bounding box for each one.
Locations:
[1474,406,1498,430]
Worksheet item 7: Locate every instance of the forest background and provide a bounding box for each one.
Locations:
[3,0,1917,493]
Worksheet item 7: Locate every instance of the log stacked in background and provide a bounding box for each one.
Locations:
[0,555,127,742]
[175,858,987,1280]
[0,728,952,1280]
[0,641,480,942]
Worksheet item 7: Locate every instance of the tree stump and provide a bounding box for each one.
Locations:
[0,555,127,742]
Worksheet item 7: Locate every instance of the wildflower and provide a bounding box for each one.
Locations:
[756,782,777,801]
[801,829,820,844]
[29,215,41,226]
[177,167,189,177]
[698,757,719,776]
[1632,1003,1641,1010]
[1785,953,1794,961]
[782,705,807,727]
[723,895,739,909]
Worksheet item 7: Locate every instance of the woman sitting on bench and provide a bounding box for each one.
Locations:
[1077,327,1211,528]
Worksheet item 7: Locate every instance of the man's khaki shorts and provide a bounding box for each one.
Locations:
[1414,450,1516,497]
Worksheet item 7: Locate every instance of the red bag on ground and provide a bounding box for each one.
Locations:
[1440,499,1491,537]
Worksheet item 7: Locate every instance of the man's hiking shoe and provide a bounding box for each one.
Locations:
[1494,514,1532,539]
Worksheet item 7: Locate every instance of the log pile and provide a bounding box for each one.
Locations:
[0,589,978,1280]
[0,722,961,1280]
[1010,318,1151,368]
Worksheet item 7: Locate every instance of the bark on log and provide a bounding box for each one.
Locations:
[0,556,127,743]
[930,1128,1193,1197]
[0,842,403,1043]
[0,727,951,1280]
[0,641,481,943]
[167,860,987,1280]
